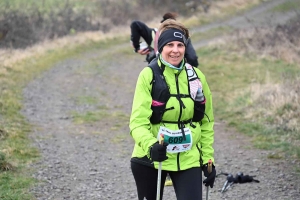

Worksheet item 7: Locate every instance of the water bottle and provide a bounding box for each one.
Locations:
[195,88,204,102]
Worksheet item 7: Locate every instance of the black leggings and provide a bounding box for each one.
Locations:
[131,161,203,200]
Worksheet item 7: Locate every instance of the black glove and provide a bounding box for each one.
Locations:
[150,142,168,162]
[202,163,216,188]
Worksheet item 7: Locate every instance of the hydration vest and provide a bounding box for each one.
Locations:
[148,58,206,129]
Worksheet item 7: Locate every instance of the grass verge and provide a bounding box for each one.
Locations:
[198,47,300,160]
[0,35,127,199]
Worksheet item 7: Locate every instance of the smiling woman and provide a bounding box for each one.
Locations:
[129,19,216,200]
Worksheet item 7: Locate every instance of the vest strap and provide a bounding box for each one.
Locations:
[161,118,192,125]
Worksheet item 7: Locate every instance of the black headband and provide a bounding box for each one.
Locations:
[158,28,187,53]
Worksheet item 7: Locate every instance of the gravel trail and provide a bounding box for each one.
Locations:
[22,0,300,199]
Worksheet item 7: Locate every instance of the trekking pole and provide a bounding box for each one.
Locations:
[206,159,212,200]
[156,134,164,200]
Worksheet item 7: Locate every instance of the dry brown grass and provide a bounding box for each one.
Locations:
[0,152,14,171]
[0,128,8,139]
[0,25,130,70]
[209,0,262,15]
[246,79,300,132]
[228,28,300,64]
[210,14,300,132]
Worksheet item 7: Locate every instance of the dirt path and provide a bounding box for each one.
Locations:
[22,0,300,199]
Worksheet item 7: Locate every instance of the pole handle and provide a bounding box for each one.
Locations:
[156,134,164,200]
[159,134,164,145]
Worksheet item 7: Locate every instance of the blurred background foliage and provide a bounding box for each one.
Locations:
[0,0,214,49]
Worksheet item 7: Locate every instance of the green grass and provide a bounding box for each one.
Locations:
[191,26,233,41]
[0,0,98,13]
[198,47,300,159]
[271,0,300,12]
[72,109,128,125]
[74,96,98,105]
[72,110,109,124]
[0,171,36,200]
[71,108,129,132]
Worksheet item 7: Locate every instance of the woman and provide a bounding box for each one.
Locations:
[129,19,216,200]
[130,12,199,67]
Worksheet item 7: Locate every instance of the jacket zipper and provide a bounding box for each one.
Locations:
[175,73,184,171]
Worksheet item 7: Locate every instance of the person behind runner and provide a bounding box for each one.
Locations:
[130,12,199,67]
[129,19,216,200]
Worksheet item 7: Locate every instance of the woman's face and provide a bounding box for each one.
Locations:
[161,41,185,66]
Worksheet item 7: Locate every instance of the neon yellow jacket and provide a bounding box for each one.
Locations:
[129,59,214,171]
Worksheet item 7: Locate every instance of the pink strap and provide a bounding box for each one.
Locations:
[152,100,165,106]
[154,31,160,53]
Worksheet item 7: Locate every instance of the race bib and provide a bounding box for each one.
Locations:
[157,126,193,153]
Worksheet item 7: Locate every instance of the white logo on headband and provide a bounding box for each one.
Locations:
[174,32,183,38]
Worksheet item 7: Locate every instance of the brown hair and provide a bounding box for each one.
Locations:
[161,12,178,23]
[158,19,190,39]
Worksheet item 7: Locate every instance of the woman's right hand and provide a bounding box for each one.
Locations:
[150,142,168,162]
